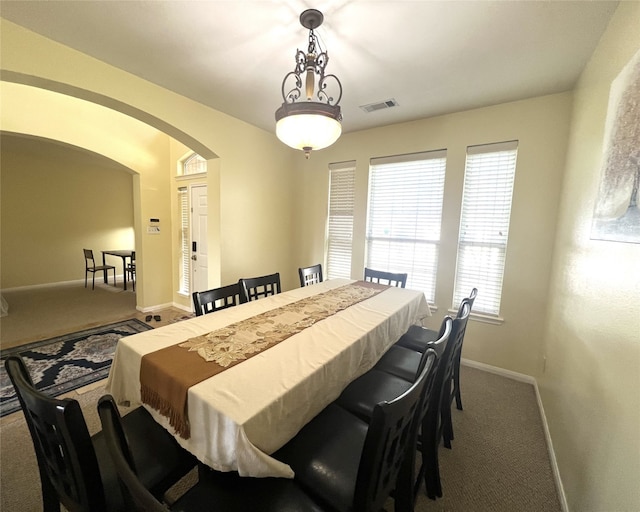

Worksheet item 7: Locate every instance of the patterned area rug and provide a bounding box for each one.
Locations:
[0,319,152,418]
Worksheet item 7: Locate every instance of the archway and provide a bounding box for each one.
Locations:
[0,80,219,308]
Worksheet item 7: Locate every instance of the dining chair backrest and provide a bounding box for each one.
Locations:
[413,316,452,381]
[238,272,281,303]
[83,248,96,268]
[364,267,408,288]
[467,287,478,309]
[126,251,137,291]
[449,287,477,413]
[435,300,470,410]
[99,395,325,512]
[83,248,116,289]
[298,264,323,287]
[193,283,241,316]
[98,395,165,512]
[356,348,437,512]
[440,298,472,448]
[4,356,108,512]
[456,287,477,316]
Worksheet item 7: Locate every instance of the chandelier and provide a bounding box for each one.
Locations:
[275,9,343,159]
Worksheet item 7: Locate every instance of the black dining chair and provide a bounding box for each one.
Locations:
[364,267,408,288]
[4,356,197,512]
[97,394,325,512]
[83,248,116,290]
[374,301,471,501]
[273,349,437,512]
[336,317,451,502]
[192,283,241,316]
[126,251,136,291]
[378,301,472,450]
[238,272,281,303]
[397,288,477,413]
[298,264,323,287]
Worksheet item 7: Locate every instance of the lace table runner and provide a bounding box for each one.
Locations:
[140,281,387,438]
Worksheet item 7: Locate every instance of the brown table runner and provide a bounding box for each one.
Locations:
[140,281,387,438]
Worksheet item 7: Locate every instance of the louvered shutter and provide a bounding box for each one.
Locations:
[178,187,190,293]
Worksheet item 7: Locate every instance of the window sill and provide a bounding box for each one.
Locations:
[447,308,504,325]
[176,172,207,182]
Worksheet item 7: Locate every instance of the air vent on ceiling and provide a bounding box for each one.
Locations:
[359,98,399,113]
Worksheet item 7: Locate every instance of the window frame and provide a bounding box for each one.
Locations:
[452,140,518,319]
[365,150,447,303]
[326,161,356,280]
[180,153,207,177]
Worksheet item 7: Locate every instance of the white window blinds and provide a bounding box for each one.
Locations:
[327,162,356,279]
[453,141,518,315]
[367,150,447,303]
[178,187,190,294]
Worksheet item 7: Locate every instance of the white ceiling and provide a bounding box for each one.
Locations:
[1,1,619,135]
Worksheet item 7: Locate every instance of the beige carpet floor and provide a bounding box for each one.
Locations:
[0,281,187,350]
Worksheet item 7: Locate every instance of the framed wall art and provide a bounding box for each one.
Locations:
[591,47,640,243]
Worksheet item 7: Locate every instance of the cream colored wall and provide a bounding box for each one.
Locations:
[0,20,298,307]
[0,135,134,288]
[538,3,640,510]
[0,82,175,307]
[294,93,572,377]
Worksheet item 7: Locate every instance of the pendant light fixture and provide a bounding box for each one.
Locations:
[275,9,343,159]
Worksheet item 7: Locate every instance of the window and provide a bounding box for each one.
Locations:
[178,187,190,294]
[366,151,447,303]
[453,141,518,316]
[182,153,207,176]
[326,162,356,279]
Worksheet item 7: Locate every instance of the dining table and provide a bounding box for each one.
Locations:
[101,250,134,291]
[106,278,430,478]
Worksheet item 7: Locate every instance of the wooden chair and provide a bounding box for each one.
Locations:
[83,248,116,290]
[238,272,281,303]
[192,283,240,316]
[438,300,472,450]
[273,349,437,512]
[378,302,471,454]
[364,267,408,288]
[126,251,136,291]
[97,395,324,512]
[298,263,323,287]
[397,288,477,411]
[336,317,451,502]
[4,356,197,512]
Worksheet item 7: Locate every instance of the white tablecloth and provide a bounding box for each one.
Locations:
[107,279,430,478]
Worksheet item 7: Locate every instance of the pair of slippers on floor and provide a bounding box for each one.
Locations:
[145,314,161,322]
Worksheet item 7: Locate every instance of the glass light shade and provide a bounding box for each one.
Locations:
[275,102,342,153]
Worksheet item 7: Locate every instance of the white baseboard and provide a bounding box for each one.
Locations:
[1,279,85,292]
[172,302,194,313]
[461,358,569,512]
[136,302,192,314]
[2,281,193,316]
[136,302,173,313]
[1,276,130,293]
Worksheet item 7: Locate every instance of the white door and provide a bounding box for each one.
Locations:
[190,185,208,293]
